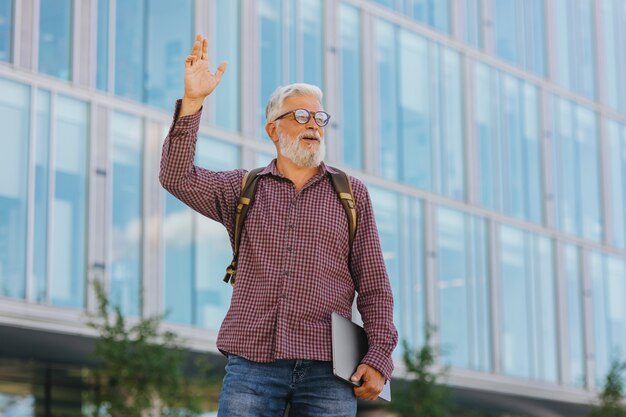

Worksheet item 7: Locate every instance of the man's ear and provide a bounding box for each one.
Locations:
[266,122,279,144]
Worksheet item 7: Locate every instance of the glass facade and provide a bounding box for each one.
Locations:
[2,0,626,410]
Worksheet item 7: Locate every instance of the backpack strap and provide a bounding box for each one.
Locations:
[223,167,264,286]
[224,166,358,286]
[328,168,357,249]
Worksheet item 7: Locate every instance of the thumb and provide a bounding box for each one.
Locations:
[351,364,367,382]
[215,61,228,82]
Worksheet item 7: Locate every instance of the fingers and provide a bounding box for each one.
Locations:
[202,37,208,60]
[214,61,228,81]
[352,364,384,401]
[350,364,366,383]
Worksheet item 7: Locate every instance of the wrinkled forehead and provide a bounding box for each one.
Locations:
[280,94,323,113]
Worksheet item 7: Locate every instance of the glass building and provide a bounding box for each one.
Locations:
[1,0,625,415]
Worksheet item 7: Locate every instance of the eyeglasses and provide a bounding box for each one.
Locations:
[273,109,331,127]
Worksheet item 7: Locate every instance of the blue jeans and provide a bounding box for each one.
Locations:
[217,355,357,417]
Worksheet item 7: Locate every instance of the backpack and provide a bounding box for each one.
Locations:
[223,167,357,286]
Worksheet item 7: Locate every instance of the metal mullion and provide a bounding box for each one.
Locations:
[45,92,57,305]
[323,0,340,163]
[488,220,502,375]
[88,0,98,89]
[580,248,595,390]
[465,215,476,369]
[282,0,290,84]
[108,0,116,94]
[71,0,80,84]
[361,10,378,175]
[541,89,555,229]
[597,115,612,247]
[555,240,569,386]
[423,202,439,364]
[12,0,20,66]
[464,56,477,206]
[31,0,40,72]
[25,84,37,302]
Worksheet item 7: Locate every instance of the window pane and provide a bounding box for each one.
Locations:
[577,106,602,241]
[38,0,72,80]
[115,0,145,101]
[499,225,557,382]
[563,244,585,387]
[211,0,240,131]
[110,111,142,316]
[437,207,490,371]
[259,0,283,138]
[412,0,450,33]
[552,96,602,241]
[464,0,482,48]
[96,0,109,91]
[607,120,626,249]
[494,0,519,65]
[145,0,192,110]
[376,20,399,181]
[552,0,595,98]
[439,48,464,199]
[33,90,52,303]
[591,253,626,385]
[297,0,323,86]
[0,78,29,299]
[339,3,363,168]
[399,30,431,190]
[51,96,88,308]
[0,0,12,62]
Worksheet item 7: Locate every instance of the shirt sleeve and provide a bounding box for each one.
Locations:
[348,178,398,381]
[159,99,245,235]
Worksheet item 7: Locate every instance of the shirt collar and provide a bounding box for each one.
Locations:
[258,159,333,179]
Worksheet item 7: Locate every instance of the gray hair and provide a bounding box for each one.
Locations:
[265,83,323,123]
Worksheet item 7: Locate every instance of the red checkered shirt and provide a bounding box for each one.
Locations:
[159,101,398,380]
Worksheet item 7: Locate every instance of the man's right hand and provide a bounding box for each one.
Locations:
[180,34,228,117]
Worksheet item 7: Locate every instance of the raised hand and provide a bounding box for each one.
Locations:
[181,34,228,116]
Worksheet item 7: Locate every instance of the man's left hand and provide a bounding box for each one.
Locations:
[351,364,385,400]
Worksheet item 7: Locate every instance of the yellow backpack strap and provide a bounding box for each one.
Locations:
[328,168,357,250]
[224,167,264,286]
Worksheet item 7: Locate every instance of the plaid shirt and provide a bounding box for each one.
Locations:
[159,101,397,380]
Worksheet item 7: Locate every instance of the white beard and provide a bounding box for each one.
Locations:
[278,129,326,168]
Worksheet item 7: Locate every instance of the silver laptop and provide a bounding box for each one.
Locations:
[331,312,391,401]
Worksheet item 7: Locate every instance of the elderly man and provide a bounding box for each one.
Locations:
[160,34,397,417]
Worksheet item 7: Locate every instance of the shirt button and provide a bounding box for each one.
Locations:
[283,271,289,277]
[288,224,295,230]
[286,246,292,253]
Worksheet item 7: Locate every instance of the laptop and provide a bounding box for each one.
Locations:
[331,312,391,401]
